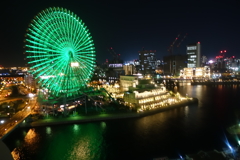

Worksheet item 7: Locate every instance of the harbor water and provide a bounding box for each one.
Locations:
[3,84,240,160]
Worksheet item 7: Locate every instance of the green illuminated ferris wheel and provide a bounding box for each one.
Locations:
[25,7,96,97]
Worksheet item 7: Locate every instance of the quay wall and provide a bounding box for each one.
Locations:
[191,81,240,85]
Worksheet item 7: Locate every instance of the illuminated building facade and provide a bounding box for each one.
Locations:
[138,48,156,75]
[120,75,138,92]
[123,64,135,75]
[187,42,201,68]
[106,63,124,83]
[123,78,186,111]
[180,66,210,79]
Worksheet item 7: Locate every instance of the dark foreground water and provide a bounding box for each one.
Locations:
[3,84,240,160]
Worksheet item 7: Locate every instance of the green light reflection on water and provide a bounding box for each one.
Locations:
[42,122,107,160]
[46,127,51,135]
[73,124,80,132]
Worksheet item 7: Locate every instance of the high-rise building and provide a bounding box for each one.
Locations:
[201,56,208,66]
[163,55,187,76]
[138,48,156,75]
[186,42,201,68]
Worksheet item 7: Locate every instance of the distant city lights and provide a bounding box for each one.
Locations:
[209,60,214,63]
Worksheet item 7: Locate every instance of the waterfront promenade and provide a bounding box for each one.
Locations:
[27,98,198,127]
[0,97,198,139]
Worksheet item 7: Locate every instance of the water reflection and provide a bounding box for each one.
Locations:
[73,124,80,133]
[5,84,240,159]
[24,129,38,144]
[184,106,189,117]
[100,122,106,129]
[11,128,40,160]
[10,123,107,160]
[46,127,51,135]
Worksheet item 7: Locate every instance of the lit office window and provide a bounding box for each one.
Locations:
[187,46,197,50]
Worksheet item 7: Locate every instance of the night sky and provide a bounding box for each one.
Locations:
[0,0,240,67]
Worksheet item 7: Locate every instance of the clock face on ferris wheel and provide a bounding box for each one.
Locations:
[25,7,96,97]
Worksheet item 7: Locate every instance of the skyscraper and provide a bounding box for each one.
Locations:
[138,48,156,75]
[186,42,201,68]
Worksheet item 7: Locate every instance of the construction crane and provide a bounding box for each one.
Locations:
[167,33,188,76]
[167,34,181,76]
[107,47,121,63]
[167,34,180,55]
[177,33,187,48]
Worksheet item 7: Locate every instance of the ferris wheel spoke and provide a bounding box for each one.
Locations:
[46,64,69,88]
[74,33,90,51]
[26,43,63,55]
[47,62,68,92]
[34,16,70,48]
[75,59,93,70]
[27,32,62,51]
[31,20,64,46]
[37,59,66,79]
[26,54,60,58]
[75,42,94,53]
[72,27,86,48]
[72,24,89,46]
[31,56,61,70]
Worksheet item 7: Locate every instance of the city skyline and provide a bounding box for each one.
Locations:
[0,0,240,67]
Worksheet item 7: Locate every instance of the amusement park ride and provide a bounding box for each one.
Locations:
[24,7,111,114]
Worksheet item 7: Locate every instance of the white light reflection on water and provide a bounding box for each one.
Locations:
[184,106,189,117]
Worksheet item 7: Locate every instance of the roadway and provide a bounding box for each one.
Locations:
[0,97,37,139]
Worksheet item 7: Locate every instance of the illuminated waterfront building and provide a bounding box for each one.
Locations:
[180,66,210,79]
[120,75,139,92]
[122,76,186,111]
